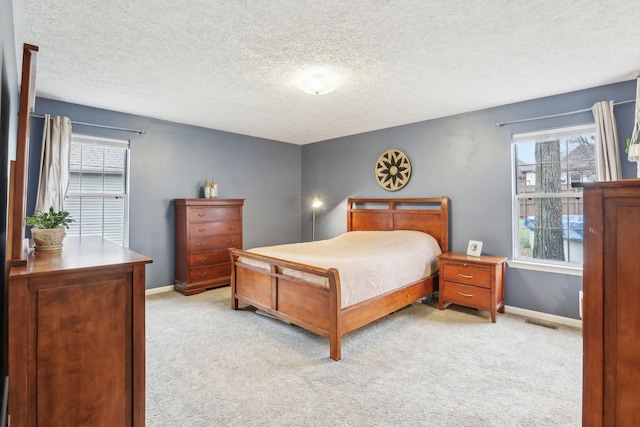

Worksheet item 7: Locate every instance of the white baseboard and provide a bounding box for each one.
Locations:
[504,305,582,330]
[145,285,175,296]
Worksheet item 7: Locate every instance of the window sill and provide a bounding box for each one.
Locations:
[507,260,583,277]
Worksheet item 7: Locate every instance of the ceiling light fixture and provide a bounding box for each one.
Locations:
[298,74,337,95]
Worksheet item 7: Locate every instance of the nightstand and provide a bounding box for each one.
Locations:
[437,252,507,323]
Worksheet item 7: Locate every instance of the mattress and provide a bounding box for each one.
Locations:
[242,230,442,308]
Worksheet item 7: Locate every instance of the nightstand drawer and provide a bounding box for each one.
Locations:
[442,281,490,308]
[442,263,491,288]
[438,252,506,323]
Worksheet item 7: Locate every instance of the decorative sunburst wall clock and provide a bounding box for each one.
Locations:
[375,149,412,191]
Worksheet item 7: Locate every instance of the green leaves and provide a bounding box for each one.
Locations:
[25,206,75,229]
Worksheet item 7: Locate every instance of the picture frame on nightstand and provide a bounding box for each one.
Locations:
[466,240,483,257]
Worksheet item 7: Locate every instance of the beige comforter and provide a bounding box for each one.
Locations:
[243,230,441,308]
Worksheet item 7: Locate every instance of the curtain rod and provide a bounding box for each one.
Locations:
[495,99,635,127]
[31,114,146,134]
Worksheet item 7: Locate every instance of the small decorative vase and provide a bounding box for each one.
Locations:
[211,184,218,199]
[204,186,212,198]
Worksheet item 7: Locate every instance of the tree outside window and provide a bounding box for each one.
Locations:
[513,125,596,265]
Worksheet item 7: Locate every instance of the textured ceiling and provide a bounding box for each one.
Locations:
[12,0,640,144]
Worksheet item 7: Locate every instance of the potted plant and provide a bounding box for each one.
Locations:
[25,207,75,251]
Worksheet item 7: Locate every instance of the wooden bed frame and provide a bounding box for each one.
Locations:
[229,197,449,360]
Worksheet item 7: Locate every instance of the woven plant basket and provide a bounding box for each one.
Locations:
[31,227,66,251]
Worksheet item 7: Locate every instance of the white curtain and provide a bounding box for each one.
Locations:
[591,101,621,181]
[35,115,72,212]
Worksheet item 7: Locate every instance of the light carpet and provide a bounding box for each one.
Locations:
[146,287,582,427]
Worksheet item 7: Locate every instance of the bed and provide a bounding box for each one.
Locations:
[229,197,450,360]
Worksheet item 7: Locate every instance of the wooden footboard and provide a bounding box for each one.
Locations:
[229,249,344,360]
[229,249,436,361]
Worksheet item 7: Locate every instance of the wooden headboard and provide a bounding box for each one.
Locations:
[347,197,450,252]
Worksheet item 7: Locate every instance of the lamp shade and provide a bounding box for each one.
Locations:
[311,197,322,241]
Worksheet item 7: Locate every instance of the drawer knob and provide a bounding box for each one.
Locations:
[458,292,474,298]
[227,225,234,230]
[197,242,207,247]
[198,272,207,278]
[198,213,205,217]
[458,274,474,279]
[198,228,206,232]
[226,239,234,244]
[198,258,206,263]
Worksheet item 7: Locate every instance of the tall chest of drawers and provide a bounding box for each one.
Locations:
[174,198,244,295]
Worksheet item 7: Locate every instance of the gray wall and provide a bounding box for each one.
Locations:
[17,57,636,320]
[27,81,637,320]
[301,79,637,320]
[28,98,302,290]
[24,83,637,321]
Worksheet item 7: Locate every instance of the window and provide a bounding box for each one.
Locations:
[512,124,596,273]
[65,134,130,247]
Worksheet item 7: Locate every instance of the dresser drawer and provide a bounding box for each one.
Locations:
[189,235,242,252]
[188,207,241,222]
[188,221,241,238]
[189,263,231,283]
[188,249,230,268]
[442,281,490,308]
[442,263,491,288]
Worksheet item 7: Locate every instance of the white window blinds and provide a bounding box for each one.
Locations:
[65,134,130,247]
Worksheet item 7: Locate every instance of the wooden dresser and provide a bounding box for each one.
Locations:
[174,198,244,295]
[581,179,640,426]
[7,236,152,427]
[437,252,506,322]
